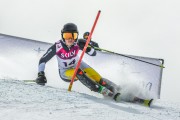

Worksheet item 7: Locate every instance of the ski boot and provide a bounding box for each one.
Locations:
[98,86,114,97]
[99,78,116,92]
[36,71,47,85]
[76,68,121,102]
[98,85,121,102]
[99,78,121,102]
[113,93,121,102]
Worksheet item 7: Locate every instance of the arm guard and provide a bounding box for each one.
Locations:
[77,39,96,56]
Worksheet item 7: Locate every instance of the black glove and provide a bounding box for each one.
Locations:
[78,39,91,52]
[36,71,47,85]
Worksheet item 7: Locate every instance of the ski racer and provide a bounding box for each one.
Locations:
[35,23,120,101]
[83,32,99,48]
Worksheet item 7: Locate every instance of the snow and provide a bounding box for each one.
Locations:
[0,79,180,120]
[0,34,180,120]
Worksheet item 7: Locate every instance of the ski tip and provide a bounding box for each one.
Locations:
[144,99,154,107]
[148,99,154,107]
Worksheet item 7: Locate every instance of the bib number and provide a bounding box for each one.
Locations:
[63,59,76,67]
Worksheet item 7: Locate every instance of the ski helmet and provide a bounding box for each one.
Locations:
[61,23,79,41]
[61,23,78,33]
[83,32,90,39]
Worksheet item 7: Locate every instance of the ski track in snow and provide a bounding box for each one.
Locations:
[0,79,180,120]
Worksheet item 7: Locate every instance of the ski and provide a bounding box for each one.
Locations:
[23,80,46,85]
[133,97,153,107]
[143,99,153,107]
[23,80,36,82]
[114,94,153,107]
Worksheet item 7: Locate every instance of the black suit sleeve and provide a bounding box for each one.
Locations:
[39,43,56,64]
[77,39,96,56]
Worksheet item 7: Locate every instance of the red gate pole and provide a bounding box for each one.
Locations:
[68,10,101,91]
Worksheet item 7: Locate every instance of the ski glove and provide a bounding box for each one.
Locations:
[77,39,91,52]
[36,71,47,85]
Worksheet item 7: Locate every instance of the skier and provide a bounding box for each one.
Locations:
[35,23,120,101]
[83,32,99,48]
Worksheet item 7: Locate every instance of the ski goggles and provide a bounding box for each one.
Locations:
[62,32,78,40]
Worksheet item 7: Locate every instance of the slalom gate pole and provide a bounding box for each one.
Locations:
[94,47,165,68]
[68,10,101,91]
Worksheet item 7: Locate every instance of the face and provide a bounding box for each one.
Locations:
[64,38,75,47]
[62,32,78,47]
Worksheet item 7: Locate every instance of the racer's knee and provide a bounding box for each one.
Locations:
[59,69,78,82]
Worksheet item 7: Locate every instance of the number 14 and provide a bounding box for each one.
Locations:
[63,59,76,67]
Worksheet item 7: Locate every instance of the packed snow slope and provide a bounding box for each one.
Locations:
[0,34,180,120]
[0,79,180,120]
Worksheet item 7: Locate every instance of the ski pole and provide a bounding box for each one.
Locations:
[68,10,101,91]
[93,47,165,68]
